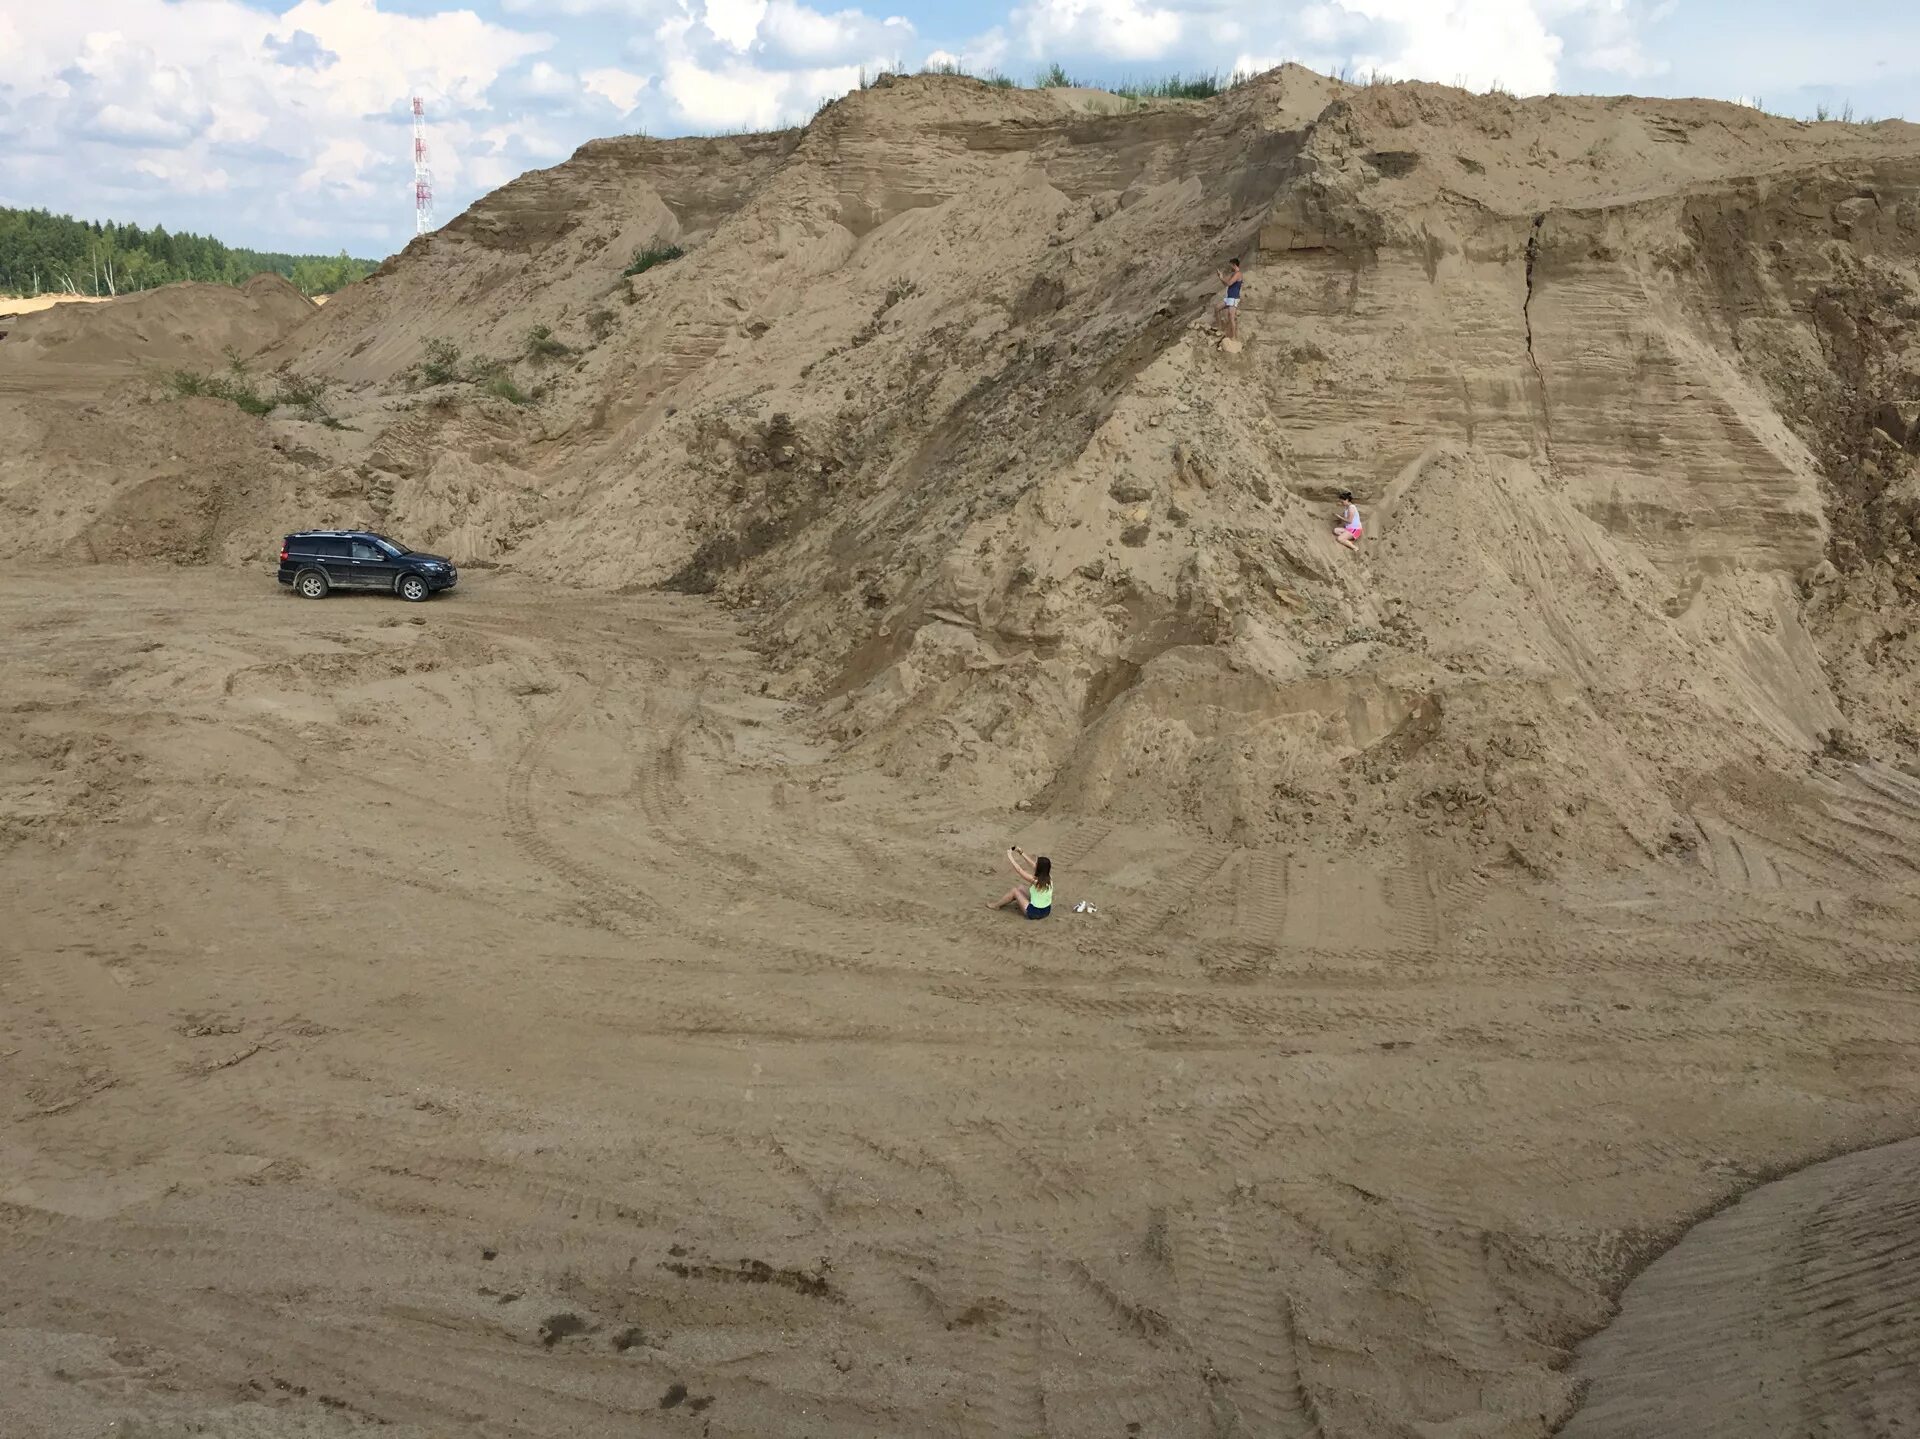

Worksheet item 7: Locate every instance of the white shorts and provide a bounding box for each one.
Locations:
[1222,296,1240,309]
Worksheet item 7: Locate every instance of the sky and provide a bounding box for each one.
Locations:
[1,0,1916,259]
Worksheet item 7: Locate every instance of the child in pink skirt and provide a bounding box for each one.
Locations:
[1333,491,1363,551]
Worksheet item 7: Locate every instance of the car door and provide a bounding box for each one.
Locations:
[301,537,353,584]
[348,538,398,592]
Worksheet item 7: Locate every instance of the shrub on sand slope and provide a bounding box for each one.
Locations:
[624,243,684,278]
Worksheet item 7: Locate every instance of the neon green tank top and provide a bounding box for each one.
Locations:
[1030,884,1053,909]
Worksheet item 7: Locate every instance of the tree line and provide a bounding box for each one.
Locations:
[0,206,380,299]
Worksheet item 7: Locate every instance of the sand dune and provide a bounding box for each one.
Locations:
[1564,1136,1920,1438]
[0,272,312,369]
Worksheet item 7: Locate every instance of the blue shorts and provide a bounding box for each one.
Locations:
[1025,904,1051,920]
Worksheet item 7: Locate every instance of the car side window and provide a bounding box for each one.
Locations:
[311,539,349,558]
[351,541,383,561]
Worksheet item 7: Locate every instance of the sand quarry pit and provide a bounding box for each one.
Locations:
[4,68,1920,1436]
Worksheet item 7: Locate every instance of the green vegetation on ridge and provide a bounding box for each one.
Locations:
[624,242,685,277]
[905,61,1255,99]
[0,206,379,299]
[158,348,341,426]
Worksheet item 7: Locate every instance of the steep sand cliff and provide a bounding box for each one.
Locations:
[6,66,1917,898]
[103,69,1920,875]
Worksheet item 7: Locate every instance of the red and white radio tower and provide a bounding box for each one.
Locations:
[411,95,435,235]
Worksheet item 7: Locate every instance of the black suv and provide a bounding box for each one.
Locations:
[278,531,458,602]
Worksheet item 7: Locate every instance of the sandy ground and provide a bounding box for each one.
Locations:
[0,289,326,318]
[0,293,112,318]
[5,567,1919,1437]
[1563,1136,1920,1437]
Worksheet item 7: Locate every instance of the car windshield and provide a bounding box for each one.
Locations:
[370,537,409,556]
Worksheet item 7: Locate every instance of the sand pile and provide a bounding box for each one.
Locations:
[0,274,337,569]
[0,273,314,369]
[12,65,1920,876]
[0,390,315,565]
[271,132,799,383]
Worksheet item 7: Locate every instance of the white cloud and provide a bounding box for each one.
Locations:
[264,29,341,69]
[621,0,914,130]
[1331,0,1563,93]
[760,0,914,62]
[0,0,553,252]
[300,137,381,198]
[918,32,1010,76]
[501,0,667,12]
[492,57,603,113]
[584,66,653,113]
[941,27,1012,74]
[704,0,770,49]
[277,0,551,111]
[66,33,214,147]
[993,0,1668,95]
[1014,0,1185,61]
[135,158,233,193]
[1549,0,1669,78]
[1250,0,1672,94]
[664,57,783,126]
[204,103,271,147]
[661,54,862,128]
[522,61,578,98]
[1298,3,1353,45]
[86,102,202,147]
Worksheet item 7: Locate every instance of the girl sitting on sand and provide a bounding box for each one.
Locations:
[1333,491,1363,551]
[990,846,1053,920]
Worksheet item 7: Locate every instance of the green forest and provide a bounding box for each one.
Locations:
[0,206,381,298]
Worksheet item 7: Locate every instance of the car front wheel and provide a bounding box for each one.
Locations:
[296,570,329,599]
[398,573,432,602]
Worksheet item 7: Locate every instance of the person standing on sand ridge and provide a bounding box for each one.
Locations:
[1216,258,1244,341]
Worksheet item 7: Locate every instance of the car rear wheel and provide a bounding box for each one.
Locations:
[398,573,432,603]
[296,570,329,599]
